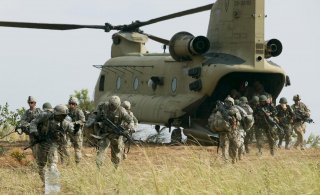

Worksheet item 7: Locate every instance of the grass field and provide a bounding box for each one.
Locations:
[0,141,320,194]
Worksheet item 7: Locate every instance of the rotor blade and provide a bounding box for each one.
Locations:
[0,21,106,31]
[123,3,214,30]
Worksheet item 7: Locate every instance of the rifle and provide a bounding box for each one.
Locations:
[216,101,232,123]
[92,117,134,153]
[103,117,134,143]
[23,135,47,150]
[0,126,26,139]
[24,122,65,150]
[295,110,314,123]
[16,125,30,135]
[261,107,284,134]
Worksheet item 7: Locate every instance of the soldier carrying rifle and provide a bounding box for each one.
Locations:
[213,97,242,163]
[276,97,295,149]
[28,104,74,183]
[20,96,42,158]
[90,95,134,169]
[254,95,279,156]
[291,94,311,150]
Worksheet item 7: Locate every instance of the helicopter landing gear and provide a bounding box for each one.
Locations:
[170,128,183,145]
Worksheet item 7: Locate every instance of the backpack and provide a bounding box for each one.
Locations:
[208,110,230,132]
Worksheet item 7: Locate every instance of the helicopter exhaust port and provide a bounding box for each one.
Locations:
[264,39,283,58]
[169,31,210,62]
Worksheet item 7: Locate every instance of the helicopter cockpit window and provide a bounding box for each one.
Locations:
[116,76,121,90]
[133,77,139,90]
[99,75,105,91]
[171,77,177,93]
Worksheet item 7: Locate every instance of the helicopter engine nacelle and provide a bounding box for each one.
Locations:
[169,32,210,61]
[264,39,283,59]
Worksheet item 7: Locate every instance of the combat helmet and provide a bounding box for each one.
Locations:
[239,96,248,103]
[279,97,288,104]
[259,95,268,102]
[109,95,121,108]
[69,96,79,105]
[42,102,53,111]
[293,94,301,101]
[27,96,36,103]
[122,101,131,110]
[251,96,259,103]
[225,96,235,105]
[54,104,68,115]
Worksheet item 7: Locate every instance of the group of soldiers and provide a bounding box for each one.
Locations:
[15,89,313,181]
[19,95,138,183]
[209,91,311,164]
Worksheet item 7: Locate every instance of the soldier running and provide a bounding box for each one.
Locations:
[291,94,311,150]
[94,96,134,168]
[21,96,42,158]
[254,95,278,156]
[276,97,295,149]
[29,104,73,182]
[67,97,86,164]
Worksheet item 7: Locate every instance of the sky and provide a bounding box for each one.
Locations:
[0,0,319,136]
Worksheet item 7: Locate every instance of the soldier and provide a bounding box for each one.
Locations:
[121,101,138,129]
[254,95,278,156]
[66,97,86,164]
[21,96,42,158]
[229,89,241,100]
[216,97,242,163]
[291,94,311,150]
[29,104,73,182]
[238,96,254,154]
[42,102,53,112]
[225,97,242,163]
[94,96,134,168]
[276,97,295,149]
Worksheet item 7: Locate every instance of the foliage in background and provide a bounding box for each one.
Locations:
[70,89,95,112]
[306,133,320,148]
[0,103,25,138]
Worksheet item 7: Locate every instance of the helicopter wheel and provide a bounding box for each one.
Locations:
[170,128,183,145]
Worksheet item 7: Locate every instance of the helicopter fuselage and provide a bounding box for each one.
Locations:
[94,52,286,129]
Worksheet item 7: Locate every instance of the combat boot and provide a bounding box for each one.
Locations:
[257,149,262,156]
[285,143,290,150]
[245,145,250,153]
[270,149,275,156]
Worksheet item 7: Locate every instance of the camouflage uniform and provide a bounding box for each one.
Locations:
[121,101,138,129]
[21,96,42,159]
[121,101,138,159]
[95,96,134,168]
[245,96,260,153]
[291,95,310,150]
[254,95,278,156]
[238,97,254,157]
[276,98,295,149]
[29,105,73,182]
[66,97,86,164]
[218,97,242,163]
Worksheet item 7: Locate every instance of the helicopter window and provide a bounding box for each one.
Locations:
[133,77,139,90]
[116,76,121,90]
[99,75,105,91]
[171,77,177,93]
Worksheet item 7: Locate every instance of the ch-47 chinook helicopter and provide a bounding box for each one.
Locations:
[0,0,290,145]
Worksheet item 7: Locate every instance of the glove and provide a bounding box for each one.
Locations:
[30,131,39,139]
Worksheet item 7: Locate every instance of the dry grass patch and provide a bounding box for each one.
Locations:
[0,143,320,194]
